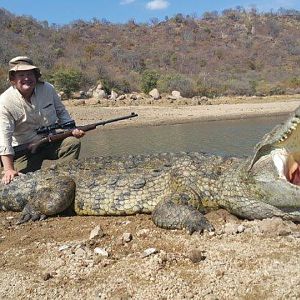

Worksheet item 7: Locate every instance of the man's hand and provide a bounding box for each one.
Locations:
[1,155,19,184]
[2,169,20,185]
[71,128,85,138]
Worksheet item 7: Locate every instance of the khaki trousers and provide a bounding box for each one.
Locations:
[13,137,81,173]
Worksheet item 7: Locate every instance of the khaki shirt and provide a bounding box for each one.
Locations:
[0,82,72,155]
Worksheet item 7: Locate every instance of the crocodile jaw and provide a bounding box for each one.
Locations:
[249,106,300,175]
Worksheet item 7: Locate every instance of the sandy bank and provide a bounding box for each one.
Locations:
[65,99,300,128]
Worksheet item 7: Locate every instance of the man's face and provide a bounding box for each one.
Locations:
[11,70,37,97]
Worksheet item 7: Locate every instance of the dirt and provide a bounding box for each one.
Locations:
[1,96,300,299]
[1,210,300,299]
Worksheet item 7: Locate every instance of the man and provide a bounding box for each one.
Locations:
[0,56,84,184]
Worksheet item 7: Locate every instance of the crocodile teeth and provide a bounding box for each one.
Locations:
[279,135,287,142]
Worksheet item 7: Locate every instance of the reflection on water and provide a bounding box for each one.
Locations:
[80,115,287,158]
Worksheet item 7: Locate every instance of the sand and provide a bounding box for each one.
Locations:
[65,98,300,128]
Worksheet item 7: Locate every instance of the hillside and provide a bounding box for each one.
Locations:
[0,7,300,98]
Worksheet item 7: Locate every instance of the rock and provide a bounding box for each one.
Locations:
[136,228,150,238]
[237,225,245,233]
[149,88,160,100]
[58,91,67,100]
[122,233,133,243]
[85,98,99,105]
[96,82,103,89]
[42,273,53,281]
[171,90,182,99]
[256,218,296,236]
[58,245,70,251]
[187,249,206,263]
[89,225,105,240]
[74,248,86,258]
[142,248,158,258]
[93,84,107,99]
[86,87,94,98]
[72,99,85,106]
[94,247,109,257]
[110,90,118,100]
[129,94,138,100]
[117,94,126,101]
[79,91,86,98]
[223,223,240,234]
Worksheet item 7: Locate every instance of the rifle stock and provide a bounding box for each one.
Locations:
[14,112,138,155]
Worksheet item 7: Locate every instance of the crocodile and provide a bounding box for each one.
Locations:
[1,106,300,233]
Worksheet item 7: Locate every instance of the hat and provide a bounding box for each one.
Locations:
[8,56,41,80]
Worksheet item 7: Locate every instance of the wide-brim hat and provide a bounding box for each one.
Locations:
[8,56,42,80]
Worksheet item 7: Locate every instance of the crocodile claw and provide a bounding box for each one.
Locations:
[152,200,215,234]
[17,204,47,225]
[185,218,215,235]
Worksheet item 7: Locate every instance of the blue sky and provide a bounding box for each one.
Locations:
[0,0,299,25]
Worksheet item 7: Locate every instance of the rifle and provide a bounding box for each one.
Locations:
[13,112,138,155]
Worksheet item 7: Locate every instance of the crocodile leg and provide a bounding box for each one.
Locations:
[152,198,214,234]
[18,176,76,224]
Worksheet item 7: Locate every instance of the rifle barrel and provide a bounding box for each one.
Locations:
[13,112,138,155]
[93,112,138,127]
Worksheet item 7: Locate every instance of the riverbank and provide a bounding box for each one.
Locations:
[65,95,300,127]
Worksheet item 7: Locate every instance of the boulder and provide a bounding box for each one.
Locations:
[110,90,118,101]
[117,94,126,101]
[149,88,160,100]
[93,88,107,99]
[171,90,182,99]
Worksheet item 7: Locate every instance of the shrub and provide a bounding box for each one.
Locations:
[140,70,160,93]
[48,68,82,98]
[157,74,195,97]
[99,76,132,95]
[195,78,221,97]
[255,81,286,96]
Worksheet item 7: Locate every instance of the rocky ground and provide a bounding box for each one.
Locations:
[1,95,300,299]
[1,210,300,299]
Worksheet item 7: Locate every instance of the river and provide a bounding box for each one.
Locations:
[80,115,287,158]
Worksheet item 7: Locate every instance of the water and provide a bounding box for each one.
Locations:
[80,115,287,158]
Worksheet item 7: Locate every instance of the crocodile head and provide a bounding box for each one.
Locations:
[248,105,300,210]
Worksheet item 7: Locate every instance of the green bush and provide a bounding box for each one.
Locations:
[48,68,82,98]
[100,77,131,94]
[140,70,160,93]
[157,74,195,97]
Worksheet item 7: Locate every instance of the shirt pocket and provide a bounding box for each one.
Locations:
[41,103,57,124]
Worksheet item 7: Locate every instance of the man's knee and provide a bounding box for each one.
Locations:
[59,137,81,160]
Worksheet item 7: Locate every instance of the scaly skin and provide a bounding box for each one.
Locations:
[2,107,300,232]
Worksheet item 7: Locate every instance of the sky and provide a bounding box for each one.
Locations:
[0,0,299,25]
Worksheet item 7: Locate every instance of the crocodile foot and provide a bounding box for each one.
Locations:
[16,176,76,224]
[17,203,47,224]
[152,200,214,234]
